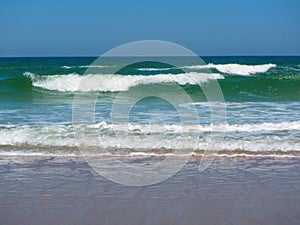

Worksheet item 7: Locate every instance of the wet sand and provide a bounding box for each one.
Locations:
[1,156,300,225]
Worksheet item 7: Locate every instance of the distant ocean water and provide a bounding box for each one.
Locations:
[0,56,300,157]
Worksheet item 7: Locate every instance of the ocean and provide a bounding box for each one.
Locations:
[0,56,300,157]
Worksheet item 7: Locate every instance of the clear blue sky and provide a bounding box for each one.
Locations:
[1,0,300,56]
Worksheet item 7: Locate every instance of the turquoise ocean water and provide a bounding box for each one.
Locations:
[0,56,299,156]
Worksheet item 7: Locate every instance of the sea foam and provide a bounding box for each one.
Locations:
[0,121,299,152]
[183,63,276,75]
[24,72,223,92]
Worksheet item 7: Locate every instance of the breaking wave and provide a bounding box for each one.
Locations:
[24,71,223,92]
[183,63,276,75]
[0,121,299,152]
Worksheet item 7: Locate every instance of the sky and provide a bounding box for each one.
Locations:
[1,0,300,56]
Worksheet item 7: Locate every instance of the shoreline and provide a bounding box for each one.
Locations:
[1,151,300,159]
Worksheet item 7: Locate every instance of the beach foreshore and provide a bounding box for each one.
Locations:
[1,155,300,225]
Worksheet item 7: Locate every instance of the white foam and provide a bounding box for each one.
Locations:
[0,121,300,151]
[91,121,300,133]
[61,65,114,69]
[183,63,276,75]
[137,68,172,71]
[1,150,298,158]
[24,72,223,92]
[78,65,115,68]
[0,151,80,157]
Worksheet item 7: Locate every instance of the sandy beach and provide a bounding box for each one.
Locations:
[1,156,300,225]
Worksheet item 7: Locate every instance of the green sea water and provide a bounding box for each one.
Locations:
[0,56,299,156]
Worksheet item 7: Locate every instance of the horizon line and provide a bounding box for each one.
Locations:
[0,54,300,58]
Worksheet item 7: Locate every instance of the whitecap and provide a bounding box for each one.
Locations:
[183,63,276,75]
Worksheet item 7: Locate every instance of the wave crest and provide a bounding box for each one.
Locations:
[184,63,276,75]
[24,72,223,92]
